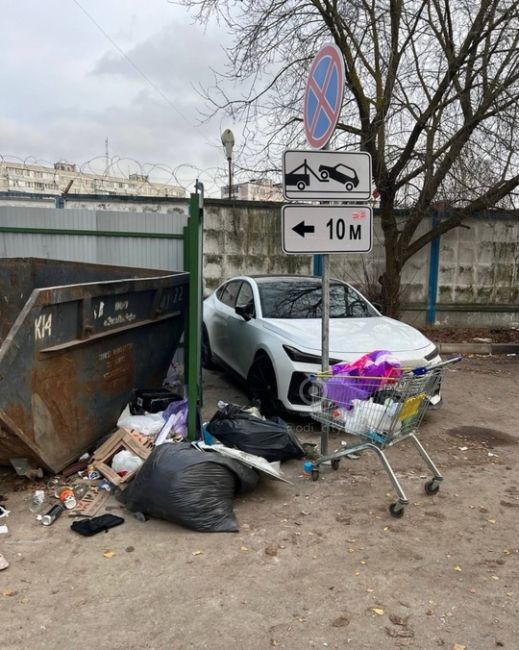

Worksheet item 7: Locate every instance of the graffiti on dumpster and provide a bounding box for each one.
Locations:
[103,312,137,327]
[34,314,52,340]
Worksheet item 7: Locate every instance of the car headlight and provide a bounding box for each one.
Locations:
[424,346,440,361]
[283,345,342,365]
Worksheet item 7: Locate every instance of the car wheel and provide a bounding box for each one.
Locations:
[296,181,306,191]
[247,353,280,417]
[320,170,329,180]
[201,325,216,370]
[345,182,354,191]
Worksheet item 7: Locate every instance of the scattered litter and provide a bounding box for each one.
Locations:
[117,405,164,437]
[111,450,144,476]
[103,550,115,558]
[0,525,8,535]
[458,446,468,451]
[130,388,181,415]
[119,442,259,532]
[9,458,43,479]
[206,402,305,462]
[196,442,292,484]
[454,565,462,572]
[192,550,204,556]
[71,515,124,537]
[0,554,9,571]
[372,607,385,616]
[71,489,109,518]
[91,428,152,487]
[0,506,11,518]
[41,504,65,527]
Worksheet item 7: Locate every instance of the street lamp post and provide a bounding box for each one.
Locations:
[221,129,235,199]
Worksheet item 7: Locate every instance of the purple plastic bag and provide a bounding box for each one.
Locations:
[323,350,401,409]
[162,399,188,439]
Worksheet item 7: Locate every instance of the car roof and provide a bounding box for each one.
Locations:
[248,275,344,284]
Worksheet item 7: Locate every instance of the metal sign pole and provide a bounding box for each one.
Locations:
[320,141,330,456]
[321,252,330,455]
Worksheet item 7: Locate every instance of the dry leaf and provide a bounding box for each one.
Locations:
[240,546,250,552]
[372,607,384,616]
[454,565,462,572]
[332,616,350,628]
[452,645,466,650]
[192,550,203,556]
[265,545,278,557]
[103,550,115,558]
[385,626,414,639]
[3,590,18,597]
[389,614,409,626]
[354,571,361,576]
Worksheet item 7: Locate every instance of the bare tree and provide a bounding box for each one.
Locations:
[178,0,519,316]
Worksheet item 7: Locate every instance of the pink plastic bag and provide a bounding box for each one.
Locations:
[323,350,401,409]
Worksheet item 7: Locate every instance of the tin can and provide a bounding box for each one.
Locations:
[41,503,65,526]
[87,464,101,480]
[58,487,77,510]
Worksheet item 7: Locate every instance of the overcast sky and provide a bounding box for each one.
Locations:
[0,0,239,196]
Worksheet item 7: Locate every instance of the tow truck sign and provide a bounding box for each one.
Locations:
[282,149,372,201]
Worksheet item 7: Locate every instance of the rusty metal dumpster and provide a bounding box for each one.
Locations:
[0,258,189,473]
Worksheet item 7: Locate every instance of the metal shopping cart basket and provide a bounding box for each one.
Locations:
[309,357,462,518]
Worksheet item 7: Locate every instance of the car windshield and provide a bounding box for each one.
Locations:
[258,279,377,319]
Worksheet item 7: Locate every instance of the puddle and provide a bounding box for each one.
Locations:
[446,426,517,446]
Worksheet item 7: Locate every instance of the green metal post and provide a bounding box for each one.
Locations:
[186,193,202,440]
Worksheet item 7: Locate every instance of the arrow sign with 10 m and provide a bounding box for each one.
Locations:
[282,204,373,254]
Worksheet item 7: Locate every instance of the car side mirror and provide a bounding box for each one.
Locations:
[235,304,253,321]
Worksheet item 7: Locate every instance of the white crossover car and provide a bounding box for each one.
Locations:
[202,275,441,415]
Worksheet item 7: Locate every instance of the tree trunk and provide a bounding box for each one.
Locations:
[379,265,402,319]
[378,197,402,319]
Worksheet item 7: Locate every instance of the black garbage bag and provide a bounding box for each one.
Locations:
[119,443,258,533]
[206,403,305,462]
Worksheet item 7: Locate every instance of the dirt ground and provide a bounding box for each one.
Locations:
[419,327,519,344]
[1,355,518,650]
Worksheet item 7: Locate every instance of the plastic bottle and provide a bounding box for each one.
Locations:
[303,460,313,475]
[29,490,49,515]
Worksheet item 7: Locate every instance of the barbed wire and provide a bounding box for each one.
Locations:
[0,153,233,197]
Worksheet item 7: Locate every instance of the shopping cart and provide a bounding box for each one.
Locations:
[309,356,462,517]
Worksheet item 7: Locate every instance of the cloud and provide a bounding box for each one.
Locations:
[92,21,228,93]
[0,2,239,196]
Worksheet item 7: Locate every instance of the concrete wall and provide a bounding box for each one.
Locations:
[1,193,517,327]
[203,200,519,328]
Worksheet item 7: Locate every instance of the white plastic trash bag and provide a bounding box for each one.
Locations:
[117,405,165,436]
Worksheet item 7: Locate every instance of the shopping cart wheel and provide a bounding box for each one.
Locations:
[331,459,340,471]
[424,479,440,495]
[389,502,405,518]
[311,468,320,482]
